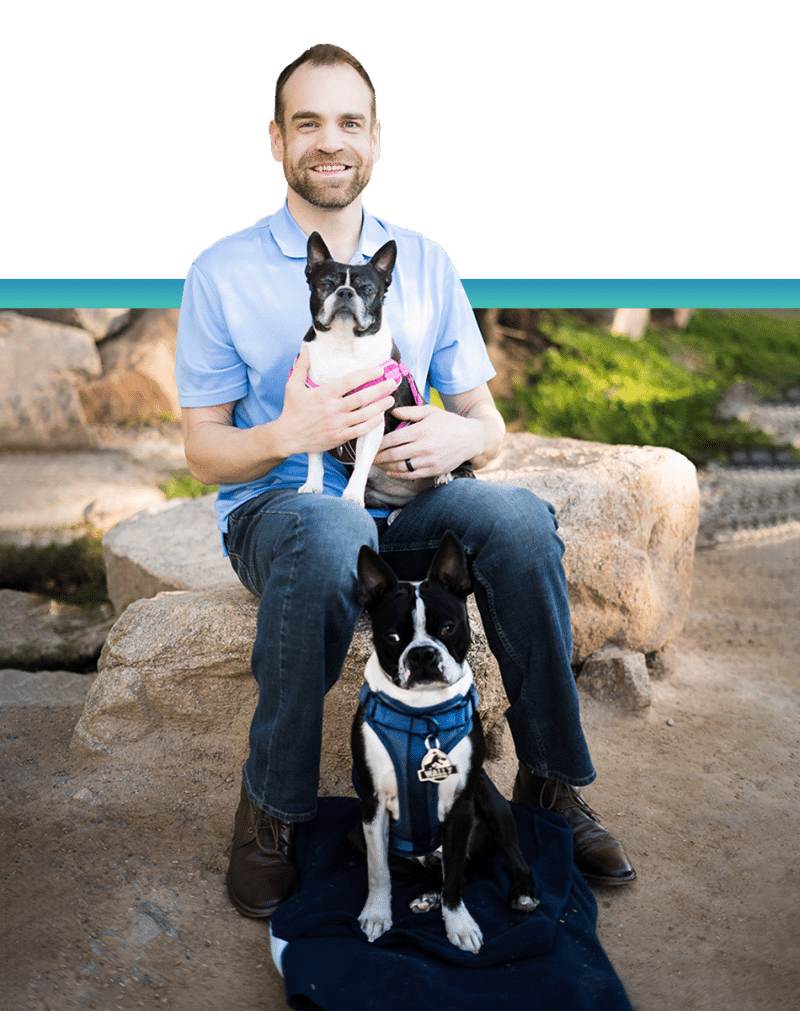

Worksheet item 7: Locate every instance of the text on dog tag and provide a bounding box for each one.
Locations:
[417,747,458,783]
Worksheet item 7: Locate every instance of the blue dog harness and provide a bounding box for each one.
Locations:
[357,683,479,857]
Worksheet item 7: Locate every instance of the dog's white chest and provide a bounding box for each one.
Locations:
[305,321,392,387]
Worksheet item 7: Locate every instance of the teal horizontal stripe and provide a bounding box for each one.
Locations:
[0,278,798,309]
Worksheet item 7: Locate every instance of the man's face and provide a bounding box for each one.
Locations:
[270,62,380,210]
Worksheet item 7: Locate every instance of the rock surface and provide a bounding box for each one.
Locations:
[0,311,102,449]
[0,668,95,706]
[579,644,653,709]
[481,434,699,662]
[102,496,235,614]
[0,589,115,672]
[78,309,181,424]
[13,308,131,341]
[0,451,168,542]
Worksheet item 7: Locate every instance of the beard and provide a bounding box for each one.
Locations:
[284,153,373,209]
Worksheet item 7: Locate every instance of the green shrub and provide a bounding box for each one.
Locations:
[0,532,109,606]
[160,471,218,499]
[501,311,800,464]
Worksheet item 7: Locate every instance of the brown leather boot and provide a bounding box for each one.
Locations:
[513,765,636,885]
[226,780,299,918]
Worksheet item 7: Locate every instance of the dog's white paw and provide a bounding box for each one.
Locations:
[358,900,392,943]
[433,472,453,488]
[341,486,366,506]
[512,893,540,913]
[298,481,323,494]
[410,891,441,914]
[443,903,483,954]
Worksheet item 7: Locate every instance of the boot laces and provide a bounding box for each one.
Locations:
[540,780,601,824]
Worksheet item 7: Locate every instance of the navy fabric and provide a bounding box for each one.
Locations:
[358,684,478,856]
[270,797,633,1011]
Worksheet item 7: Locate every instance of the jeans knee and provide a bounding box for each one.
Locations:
[284,498,379,601]
[458,484,562,565]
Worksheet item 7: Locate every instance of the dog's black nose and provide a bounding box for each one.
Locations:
[406,646,443,680]
[336,287,354,300]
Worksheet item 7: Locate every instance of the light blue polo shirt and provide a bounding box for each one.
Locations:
[175,201,495,545]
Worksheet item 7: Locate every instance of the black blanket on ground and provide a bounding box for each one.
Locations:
[269,797,633,1011]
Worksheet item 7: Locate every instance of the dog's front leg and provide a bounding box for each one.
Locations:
[358,802,393,942]
[342,421,384,506]
[299,452,325,494]
[441,793,483,954]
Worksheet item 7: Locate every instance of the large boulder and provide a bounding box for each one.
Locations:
[77,309,180,424]
[13,308,131,341]
[0,311,102,450]
[102,496,236,614]
[481,434,699,662]
[80,433,699,767]
[0,590,115,672]
[102,434,700,660]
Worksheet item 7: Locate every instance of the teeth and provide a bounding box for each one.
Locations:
[313,164,348,172]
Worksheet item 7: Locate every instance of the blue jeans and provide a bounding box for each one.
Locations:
[224,479,595,822]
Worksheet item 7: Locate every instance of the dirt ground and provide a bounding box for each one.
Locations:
[2,532,799,1010]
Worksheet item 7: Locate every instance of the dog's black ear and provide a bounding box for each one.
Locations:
[306,231,333,277]
[369,240,397,287]
[426,530,471,597]
[357,545,399,611]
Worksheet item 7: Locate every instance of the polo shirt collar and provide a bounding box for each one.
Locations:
[268,199,390,263]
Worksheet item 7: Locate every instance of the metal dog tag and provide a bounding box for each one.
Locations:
[417,744,458,783]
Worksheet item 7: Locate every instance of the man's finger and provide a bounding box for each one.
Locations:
[390,404,431,422]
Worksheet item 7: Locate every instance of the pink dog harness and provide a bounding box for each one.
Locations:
[293,357,425,464]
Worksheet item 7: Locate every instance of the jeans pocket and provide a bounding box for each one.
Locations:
[228,550,259,598]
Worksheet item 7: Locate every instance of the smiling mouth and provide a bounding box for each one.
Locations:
[312,164,351,173]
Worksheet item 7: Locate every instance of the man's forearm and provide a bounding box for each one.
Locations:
[182,405,292,486]
[440,388,506,471]
[458,403,506,470]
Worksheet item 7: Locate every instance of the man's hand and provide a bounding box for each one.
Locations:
[373,385,505,479]
[274,344,399,457]
[181,344,399,487]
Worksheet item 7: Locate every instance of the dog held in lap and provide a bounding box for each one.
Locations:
[298,230,457,509]
[352,531,539,953]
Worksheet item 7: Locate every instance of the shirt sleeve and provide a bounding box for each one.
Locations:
[427,251,496,396]
[175,262,251,408]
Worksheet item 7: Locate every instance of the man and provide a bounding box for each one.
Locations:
[175,44,635,920]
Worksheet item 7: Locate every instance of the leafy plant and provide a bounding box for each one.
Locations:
[0,532,109,605]
[500,310,800,464]
[160,470,218,499]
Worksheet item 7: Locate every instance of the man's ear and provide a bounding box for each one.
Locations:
[371,119,381,164]
[269,120,284,163]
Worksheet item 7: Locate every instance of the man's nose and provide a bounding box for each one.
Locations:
[316,123,343,153]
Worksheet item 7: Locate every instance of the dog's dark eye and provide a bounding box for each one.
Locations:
[440,624,454,636]
[385,631,401,644]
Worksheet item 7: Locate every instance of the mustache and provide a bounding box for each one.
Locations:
[298,153,361,170]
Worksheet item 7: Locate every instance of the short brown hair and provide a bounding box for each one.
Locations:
[274,44,376,130]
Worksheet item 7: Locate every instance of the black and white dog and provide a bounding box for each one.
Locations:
[298,231,454,509]
[352,531,539,953]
